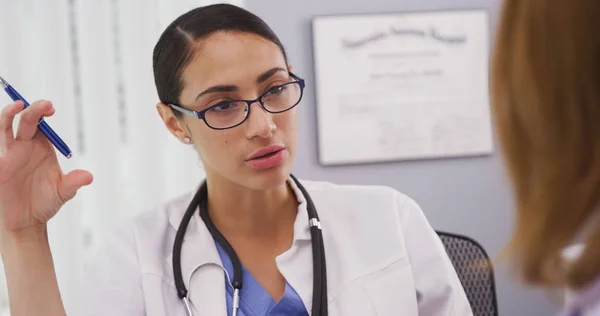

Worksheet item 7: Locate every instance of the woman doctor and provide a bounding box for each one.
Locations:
[0,4,471,316]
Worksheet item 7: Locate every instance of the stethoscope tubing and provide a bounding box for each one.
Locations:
[173,174,328,316]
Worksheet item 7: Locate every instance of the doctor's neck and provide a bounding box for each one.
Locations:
[204,174,298,237]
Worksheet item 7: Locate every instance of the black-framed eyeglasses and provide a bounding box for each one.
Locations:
[168,72,306,130]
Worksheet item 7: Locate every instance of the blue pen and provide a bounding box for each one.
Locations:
[0,76,73,158]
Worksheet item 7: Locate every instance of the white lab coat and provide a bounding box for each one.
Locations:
[73,178,473,316]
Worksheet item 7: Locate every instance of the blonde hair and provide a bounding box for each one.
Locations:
[492,0,600,289]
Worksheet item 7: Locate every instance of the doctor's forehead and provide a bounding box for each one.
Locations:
[180,32,287,92]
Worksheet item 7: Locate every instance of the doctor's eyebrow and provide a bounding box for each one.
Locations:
[256,67,287,84]
[194,67,288,101]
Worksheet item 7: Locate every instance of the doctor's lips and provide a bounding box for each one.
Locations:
[246,144,287,169]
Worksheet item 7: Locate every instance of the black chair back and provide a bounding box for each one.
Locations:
[437,231,499,316]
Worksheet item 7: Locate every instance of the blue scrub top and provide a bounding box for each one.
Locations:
[215,242,309,316]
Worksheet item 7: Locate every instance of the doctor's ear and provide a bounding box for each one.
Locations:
[288,65,293,73]
[156,102,191,144]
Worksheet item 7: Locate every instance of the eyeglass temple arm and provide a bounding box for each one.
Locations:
[289,72,301,80]
[168,103,200,119]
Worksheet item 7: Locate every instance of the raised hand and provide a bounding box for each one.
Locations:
[0,100,93,233]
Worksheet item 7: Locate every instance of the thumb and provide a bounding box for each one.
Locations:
[58,169,94,203]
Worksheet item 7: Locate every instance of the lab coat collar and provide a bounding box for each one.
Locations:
[287,176,312,242]
[165,176,312,315]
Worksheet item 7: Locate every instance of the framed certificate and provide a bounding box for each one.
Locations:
[312,9,493,165]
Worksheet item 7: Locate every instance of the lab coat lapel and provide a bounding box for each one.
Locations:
[167,197,227,316]
[276,178,317,312]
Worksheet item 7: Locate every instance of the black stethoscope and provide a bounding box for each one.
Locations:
[172,174,328,316]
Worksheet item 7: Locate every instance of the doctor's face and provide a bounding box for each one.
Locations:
[175,31,299,190]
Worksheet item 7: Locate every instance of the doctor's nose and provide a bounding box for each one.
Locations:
[244,102,276,139]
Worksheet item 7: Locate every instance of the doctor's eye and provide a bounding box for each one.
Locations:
[210,101,240,112]
[266,85,287,96]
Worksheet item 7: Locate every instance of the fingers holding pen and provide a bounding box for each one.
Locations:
[15,100,55,141]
